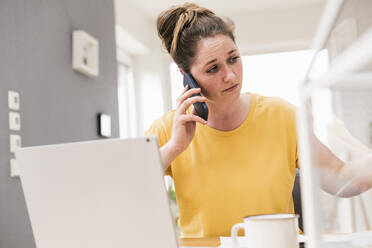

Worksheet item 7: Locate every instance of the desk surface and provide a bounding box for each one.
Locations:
[179,237,220,247]
[179,236,307,248]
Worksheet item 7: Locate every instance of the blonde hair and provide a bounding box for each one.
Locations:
[156,3,235,73]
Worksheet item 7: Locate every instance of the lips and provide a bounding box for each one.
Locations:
[223,84,238,92]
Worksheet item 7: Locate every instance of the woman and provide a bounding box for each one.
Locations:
[146,3,372,238]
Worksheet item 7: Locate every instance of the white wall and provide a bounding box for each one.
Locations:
[115,0,159,51]
[230,3,325,55]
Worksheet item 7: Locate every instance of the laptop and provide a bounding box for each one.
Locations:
[15,137,178,248]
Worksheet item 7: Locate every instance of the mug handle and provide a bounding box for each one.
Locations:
[231,223,245,248]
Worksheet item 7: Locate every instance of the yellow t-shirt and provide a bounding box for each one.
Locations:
[145,93,299,238]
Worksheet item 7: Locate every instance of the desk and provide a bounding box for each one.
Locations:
[179,237,306,248]
[179,237,220,247]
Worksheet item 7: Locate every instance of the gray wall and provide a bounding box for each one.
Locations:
[0,0,118,247]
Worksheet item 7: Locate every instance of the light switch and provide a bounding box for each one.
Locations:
[98,114,111,137]
[9,112,21,131]
[8,91,20,110]
[72,30,99,77]
[9,134,21,153]
[10,159,20,178]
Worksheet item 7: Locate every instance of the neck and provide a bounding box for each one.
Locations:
[206,93,251,131]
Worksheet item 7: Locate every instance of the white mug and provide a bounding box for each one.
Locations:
[231,213,299,248]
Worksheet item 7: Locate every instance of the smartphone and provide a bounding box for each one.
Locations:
[183,73,209,121]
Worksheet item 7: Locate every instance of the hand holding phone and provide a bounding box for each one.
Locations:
[183,73,209,121]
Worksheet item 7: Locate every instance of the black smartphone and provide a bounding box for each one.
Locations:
[183,73,209,121]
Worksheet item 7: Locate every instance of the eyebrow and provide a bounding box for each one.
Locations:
[204,49,237,66]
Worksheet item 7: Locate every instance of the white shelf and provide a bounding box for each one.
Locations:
[297,1,372,248]
[307,27,372,89]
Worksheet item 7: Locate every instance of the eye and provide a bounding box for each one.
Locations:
[207,65,218,73]
[229,56,240,63]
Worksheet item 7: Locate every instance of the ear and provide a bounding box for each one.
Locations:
[179,68,185,75]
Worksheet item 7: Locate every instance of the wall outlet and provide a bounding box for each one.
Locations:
[9,112,21,131]
[10,159,20,178]
[9,134,21,153]
[8,91,20,110]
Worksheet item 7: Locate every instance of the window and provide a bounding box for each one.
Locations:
[241,50,328,106]
[170,63,184,109]
[117,63,137,138]
[140,76,164,132]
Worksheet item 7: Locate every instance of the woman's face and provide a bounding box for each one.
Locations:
[189,34,243,103]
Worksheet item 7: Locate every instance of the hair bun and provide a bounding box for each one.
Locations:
[156,3,215,55]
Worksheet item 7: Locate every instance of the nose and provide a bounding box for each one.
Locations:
[222,65,236,83]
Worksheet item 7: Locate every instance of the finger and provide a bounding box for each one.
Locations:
[178,114,207,125]
[178,96,207,114]
[176,87,201,107]
[175,86,189,105]
[178,85,189,98]
[176,88,202,107]
[182,84,189,92]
